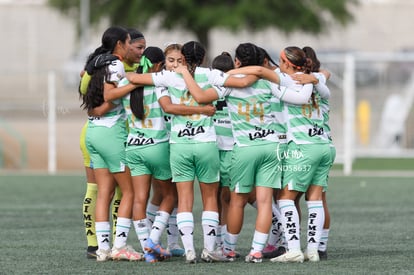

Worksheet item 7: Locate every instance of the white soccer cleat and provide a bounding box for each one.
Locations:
[200,248,230,262]
[304,249,320,262]
[185,250,197,264]
[245,251,263,263]
[270,249,304,263]
[96,248,111,262]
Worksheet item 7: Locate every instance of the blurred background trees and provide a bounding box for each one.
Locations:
[48,0,357,51]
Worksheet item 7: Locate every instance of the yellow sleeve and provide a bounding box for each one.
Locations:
[80,72,91,95]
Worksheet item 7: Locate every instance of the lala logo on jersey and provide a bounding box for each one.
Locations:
[308,123,324,137]
[178,121,205,137]
[248,126,275,140]
[127,131,154,146]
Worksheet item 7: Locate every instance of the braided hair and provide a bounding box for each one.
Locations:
[181,41,206,76]
[235,43,265,67]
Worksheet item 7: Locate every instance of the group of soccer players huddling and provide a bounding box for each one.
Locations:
[79,25,334,264]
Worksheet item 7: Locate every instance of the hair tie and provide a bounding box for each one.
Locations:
[140,56,153,73]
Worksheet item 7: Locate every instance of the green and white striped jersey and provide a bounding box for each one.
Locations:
[278,72,329,144]
[118,78,169,149]
[156,86,173,133]
[316,95,334,145]
[270,68,287,144]
[311,73,332,144]
[216,79,284,147]
[213,100,234,151]
[152,68,228,144]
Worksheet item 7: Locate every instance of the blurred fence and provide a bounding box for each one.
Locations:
[0,68,85,172]
[319,51,414,174]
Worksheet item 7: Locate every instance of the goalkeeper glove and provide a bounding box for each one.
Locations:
[85,53,118,75]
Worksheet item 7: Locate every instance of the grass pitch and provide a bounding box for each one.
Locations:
[0,173,413,274]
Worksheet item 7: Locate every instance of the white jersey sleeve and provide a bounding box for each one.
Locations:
[152,70,170,87]
[274,72,313,105]
[312,72,330,99]
[155,86,170,100]
[207,68,230,86]
[214,85,232,98]
[215,73,247,98]
[152,70,187,90]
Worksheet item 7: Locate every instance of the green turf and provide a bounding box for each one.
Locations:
[0,174,413,274]
[352,158,414,170]
[331,157,414,171]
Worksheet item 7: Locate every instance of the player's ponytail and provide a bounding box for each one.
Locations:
[282,46,313,73]
[181,41,206,76]
[130,47,165,120]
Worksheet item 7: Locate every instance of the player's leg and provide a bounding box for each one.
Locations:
[94,168,116,261]
[111,185,122,242]
[83,167,98,259]
[304,185,324,262]
[318,145,335,260]
[147,183,161,227]
[131,174,152,253]
[318,191,330,260]
[304,144,330,262]
[271,187,304,263]
[223,191,249,260]
[175,180,196,263]
[80,121,98,258]
[110,167,143,261]
[146,178,176,259]
[245,186,273,263]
